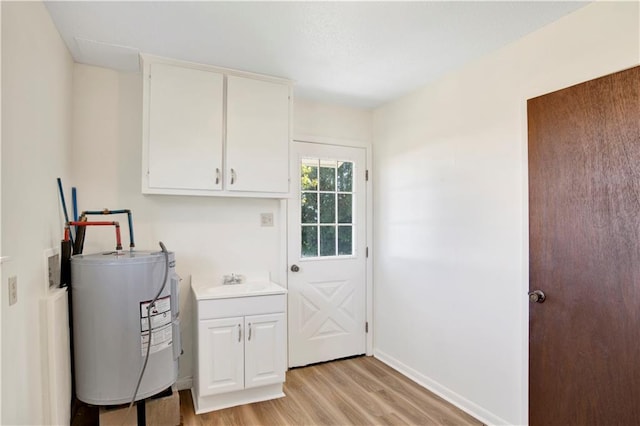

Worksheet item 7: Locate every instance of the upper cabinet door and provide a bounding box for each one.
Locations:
[226,75,290,193]
[146,63,224,191]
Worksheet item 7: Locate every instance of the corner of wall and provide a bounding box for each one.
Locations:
[1,2,74,424]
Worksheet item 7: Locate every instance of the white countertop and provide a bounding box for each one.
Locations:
[192,280,287,301]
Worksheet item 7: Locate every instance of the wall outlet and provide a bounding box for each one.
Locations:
[260,212,274,227]
[8,276,17,306]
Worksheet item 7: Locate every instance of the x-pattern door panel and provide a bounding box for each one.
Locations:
[299,278,356,340]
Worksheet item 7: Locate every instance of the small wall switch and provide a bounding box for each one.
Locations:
[8,275,17,306]
[260,212,274,227]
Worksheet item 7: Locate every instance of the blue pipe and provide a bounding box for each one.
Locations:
[72,187,78,221]
[56,178,74,246]
[126,212,135,249]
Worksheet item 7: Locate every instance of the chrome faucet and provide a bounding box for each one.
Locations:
[223,273,244,285]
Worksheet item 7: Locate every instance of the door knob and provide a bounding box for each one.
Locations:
[528,290,546,303]
[290,264,300,272]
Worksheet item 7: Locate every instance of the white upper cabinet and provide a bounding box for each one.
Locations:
[146,63,224,191]
[142,55,292,197]
[226,76,290,194]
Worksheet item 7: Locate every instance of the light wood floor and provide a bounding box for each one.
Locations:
[181,356,481,426]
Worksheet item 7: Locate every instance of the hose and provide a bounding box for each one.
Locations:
[122,242,169,424]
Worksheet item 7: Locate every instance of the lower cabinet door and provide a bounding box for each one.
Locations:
[199,316,244,396]
[244,313,286,389]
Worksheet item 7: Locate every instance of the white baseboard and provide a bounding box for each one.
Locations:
[192,383,284,414]
[175,376,193,391]
[373,350,512,426]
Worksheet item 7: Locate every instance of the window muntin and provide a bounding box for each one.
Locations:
[300,158,354,258]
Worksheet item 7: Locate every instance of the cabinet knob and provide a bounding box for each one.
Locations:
[290,264,300,272]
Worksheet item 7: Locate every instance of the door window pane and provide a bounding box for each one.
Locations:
[320,226,336,256]
[337,161,353,192]
[301,192,318,224]
[319,162,336,191]
[338,225,353,255]
[301,226,318,257]
[299,158,355,259]
[301,161,318,190]
[320,193,336,223]
[337,194,352,224]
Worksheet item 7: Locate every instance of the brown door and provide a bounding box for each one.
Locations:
[528,66,640,425]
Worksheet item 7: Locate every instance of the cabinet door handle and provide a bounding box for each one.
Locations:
[238,324,242,342]
[215,168,220,185]
[230,168,236,185]
[248,323,252,341]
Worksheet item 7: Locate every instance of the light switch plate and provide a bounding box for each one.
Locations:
[260,212,274,227]
[8,276,17,305]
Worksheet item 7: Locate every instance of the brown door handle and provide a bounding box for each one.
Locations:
[529,290,546,303]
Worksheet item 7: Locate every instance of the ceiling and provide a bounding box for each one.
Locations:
[45,1,588,109]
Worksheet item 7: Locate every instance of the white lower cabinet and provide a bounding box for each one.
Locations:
[244,314,286,389]
[192,291,287,414]
[198,317,245,396]
[198,313,285,397]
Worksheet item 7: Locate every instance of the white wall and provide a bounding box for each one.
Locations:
[0,3,4,421]
[293,98,372,143]
[1,2,74,424]
[372,2,639,425]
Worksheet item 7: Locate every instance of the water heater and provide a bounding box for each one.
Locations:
[71,250,180,405]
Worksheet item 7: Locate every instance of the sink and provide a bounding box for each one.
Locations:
[205,283,266,295]
[246,283,267,292]
[193,281,286,300]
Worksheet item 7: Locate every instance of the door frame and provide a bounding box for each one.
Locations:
[526,66,640,425]
[279,134,373,362]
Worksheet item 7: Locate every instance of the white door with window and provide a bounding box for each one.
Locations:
[288,141,367,367]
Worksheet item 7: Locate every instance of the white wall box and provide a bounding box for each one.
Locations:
[142,55,292,197]
[191,286,287,414]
